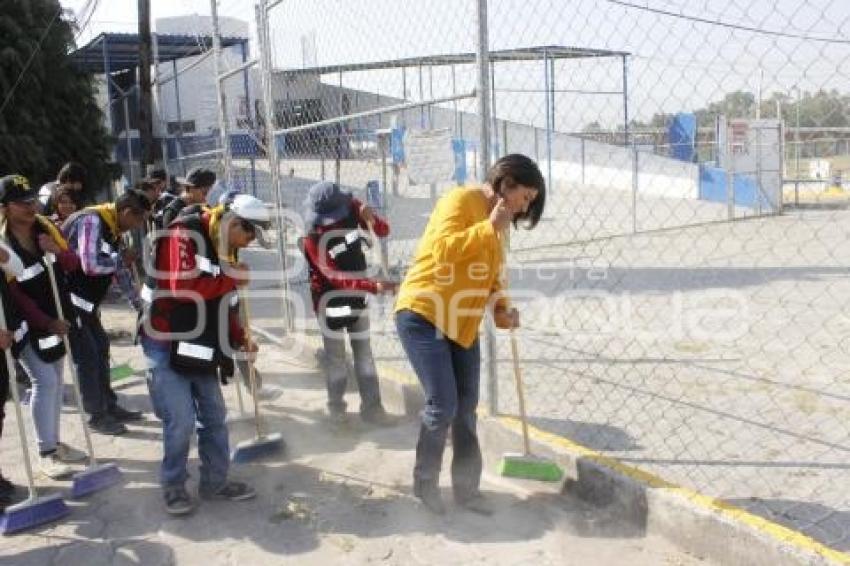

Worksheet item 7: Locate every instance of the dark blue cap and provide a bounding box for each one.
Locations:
[303,181,352,227]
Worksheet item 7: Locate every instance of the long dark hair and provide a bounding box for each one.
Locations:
[486,153,546,229]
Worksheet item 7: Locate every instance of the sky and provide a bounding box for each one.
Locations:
[59,0,850,131]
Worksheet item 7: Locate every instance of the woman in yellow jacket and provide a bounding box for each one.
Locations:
[394,154,546,515]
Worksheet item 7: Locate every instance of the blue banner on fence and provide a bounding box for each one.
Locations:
[391,127,405,165]
[669,112,697,163]
[452,139,467,184]
[699,164,763,208]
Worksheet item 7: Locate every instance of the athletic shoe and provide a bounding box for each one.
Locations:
[55,442,87,463]
[39,453,74,480]
[199,481,256,501]
[164,485,194,516]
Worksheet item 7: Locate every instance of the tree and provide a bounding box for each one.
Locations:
[0,0,112,192]
[585,89,850,131]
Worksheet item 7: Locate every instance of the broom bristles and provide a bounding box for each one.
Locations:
[231,433,285,464]
[0,493,70,534]
[498,453,563,482]
[71,463,123,499]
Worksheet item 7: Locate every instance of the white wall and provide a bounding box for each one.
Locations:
[153,15,258,137]
[317,83,699,199]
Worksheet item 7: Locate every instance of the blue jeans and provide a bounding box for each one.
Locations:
[142,336,230,490]
[19,345,64,454]
[70,313,117,417]
[395,309,482,498]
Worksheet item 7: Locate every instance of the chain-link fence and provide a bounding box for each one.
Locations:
[185,0,850,555]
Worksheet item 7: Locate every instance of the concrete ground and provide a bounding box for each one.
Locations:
[0,305,708,565]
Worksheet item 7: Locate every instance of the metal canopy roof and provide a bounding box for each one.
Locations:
[70,32,247,74]
[276,45,629,76]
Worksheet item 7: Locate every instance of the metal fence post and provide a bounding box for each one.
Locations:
[476,0,498,416]
[581,136,586,185]
[151,33,171,179]
[256,1,292,332]
[632,144,638,234]
[210,0,233,187]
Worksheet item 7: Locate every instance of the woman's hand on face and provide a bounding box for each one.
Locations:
[489,198,513,233]
[493,306,520,330]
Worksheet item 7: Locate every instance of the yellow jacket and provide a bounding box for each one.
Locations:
[395,187,506,348]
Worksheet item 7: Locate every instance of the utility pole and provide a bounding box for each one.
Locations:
[138,0,155,172]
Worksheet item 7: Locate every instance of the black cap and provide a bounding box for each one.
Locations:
[176,167,216,189]
[0,175,38,204]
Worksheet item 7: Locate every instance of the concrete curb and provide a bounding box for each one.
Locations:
[270,330,849,566]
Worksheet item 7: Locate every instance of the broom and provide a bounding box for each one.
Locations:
[225,357,251,424]
[367,222,391,318]
[109,257,142,381]
[494,221,562,482]
[109,357,136,382]
[0,301,70,534]
[497,314,563,482]
[230,289,284,463]
[44,255,122,497]
[224,265,252,424]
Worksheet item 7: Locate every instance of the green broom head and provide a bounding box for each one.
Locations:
[110,363,136,381]
[498,453,563,482]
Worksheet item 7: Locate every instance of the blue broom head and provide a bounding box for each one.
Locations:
[231,433,285,464]
[0,493,70,535]
[71,463,123,499]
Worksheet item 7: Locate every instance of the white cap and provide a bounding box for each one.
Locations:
[229,194,271,246]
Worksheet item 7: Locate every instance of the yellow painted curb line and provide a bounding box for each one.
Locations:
[497,415,850,565]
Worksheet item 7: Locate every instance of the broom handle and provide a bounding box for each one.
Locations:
[500,226,531,455]
[0,302,38,501]
[44,254,98,467]
[237,289,263,438]
[369,224,389,279]
[509,327,532,456]
[369,225,389,317]
[234,360,246,415]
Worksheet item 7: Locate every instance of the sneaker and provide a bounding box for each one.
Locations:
[39,453,74,480]
[109,405,144,422]
[413,481,445,515]
[164,485,194,516]
[455,492,494,516]
[328,410,349,427]
[55,442,87,463]
[360,406,396,427]
[199,481,256,502]
[89,414,127,436]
